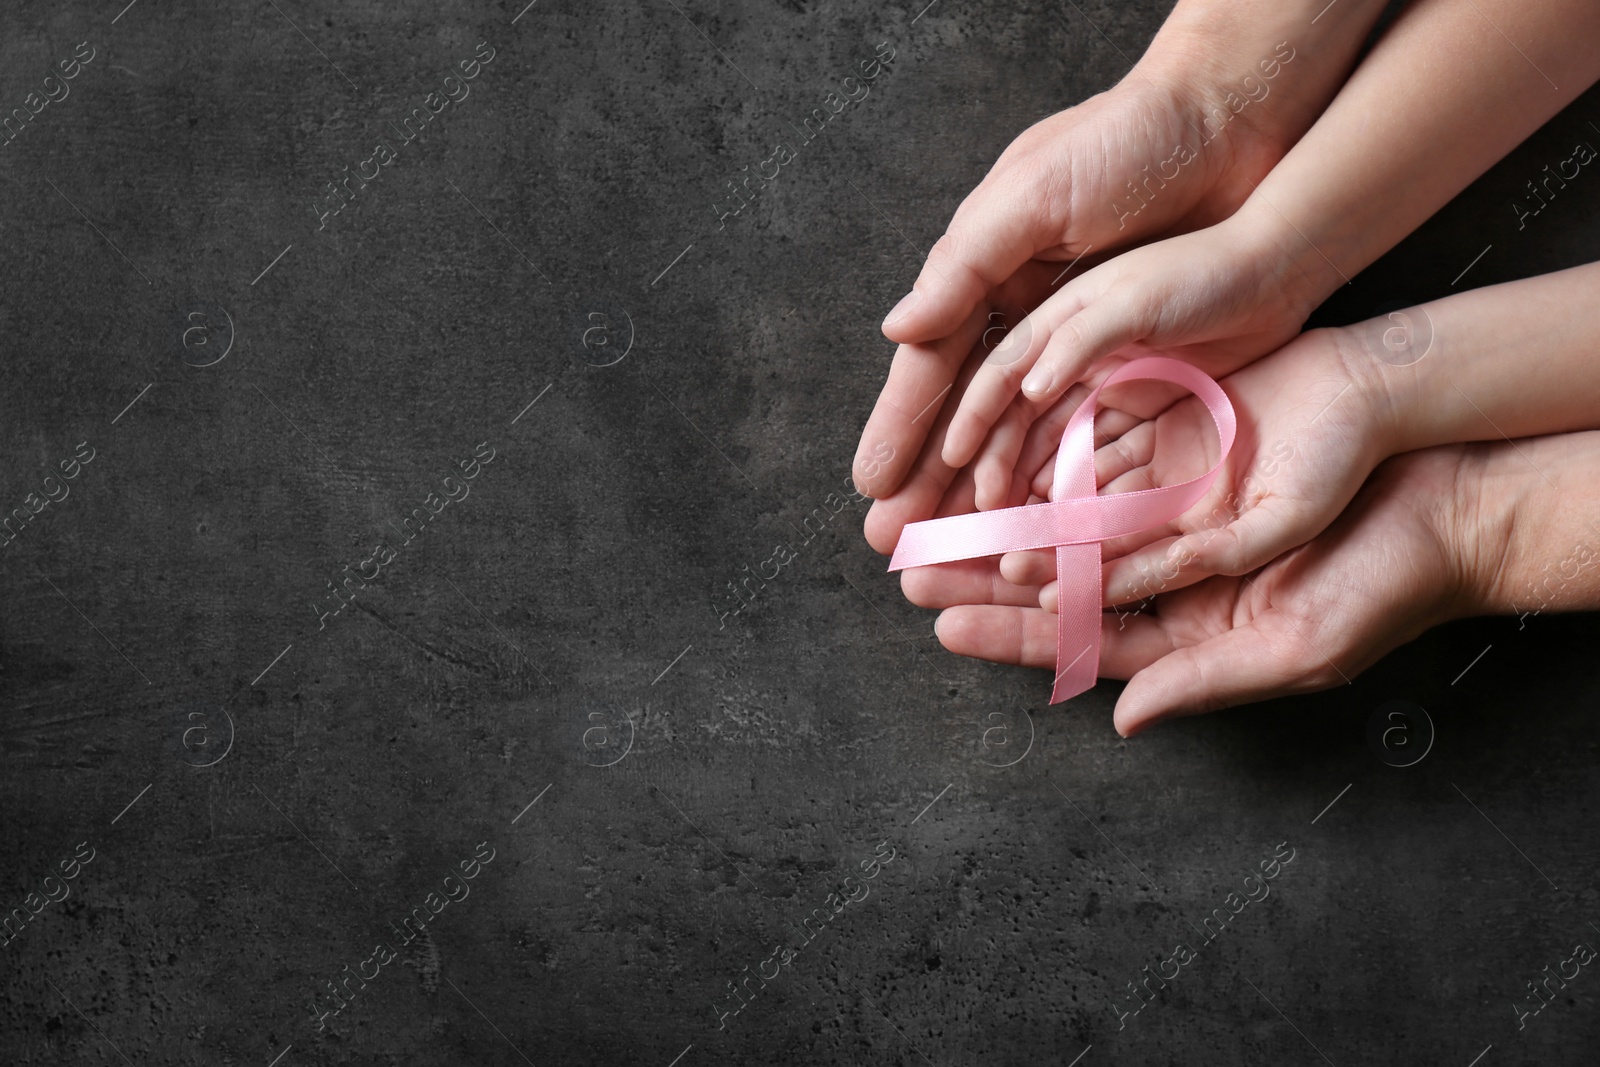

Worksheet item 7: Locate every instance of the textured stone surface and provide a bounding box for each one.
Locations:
[2,1,1599,1065]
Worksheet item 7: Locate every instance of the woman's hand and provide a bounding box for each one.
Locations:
[851,10,1350,508]
[921,443,1497,736]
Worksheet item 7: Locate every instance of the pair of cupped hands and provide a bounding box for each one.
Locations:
[851,74,1485,737]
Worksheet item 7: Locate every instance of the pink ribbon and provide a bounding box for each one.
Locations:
[888,357,1236,703]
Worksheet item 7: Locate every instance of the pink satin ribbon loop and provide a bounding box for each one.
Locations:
[888,356,1236,704]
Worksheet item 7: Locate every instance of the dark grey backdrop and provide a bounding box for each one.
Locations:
[3,1,1598,1065]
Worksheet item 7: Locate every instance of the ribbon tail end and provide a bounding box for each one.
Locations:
[1049,674,1093,705]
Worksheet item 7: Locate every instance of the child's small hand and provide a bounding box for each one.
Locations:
[940,214,1322,473]
[860,262,1164,556]
[995,324,1395,605]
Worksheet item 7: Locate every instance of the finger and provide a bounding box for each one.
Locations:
[933,604,1174,683]
[999,548,1056,586]
[880,183,1059,345]
[939,282,1099,469]
[1039,566,1162,616]
[1025,400,1145,499]
[1097,609,1177,679]
[1013,387,1093,500]
[1114,623,1321,737]
[898,464,1046,607]
[1008,531,1190,607]
[864,462,953,557]
[973,399,1032,512]
[1103,534,1188,604]
[934,604,1060,668]
[969,259,1100,509]
[1092,376,1194,421]
[1086,464,1183,566]
[1095,409,1147,448]
[1102,521,1227,605]
[1093,419,1158,487]
[1001,466,1041,511]
[1104,495,1314,603]
[1168,504,1309,579]
[900,558,1044,609]
[862,333,989,555]
[1018,288,1151,404]
[974,386,1085,511]
[854,304,988,498]
[933,459,980,519]
[941,274,1155,471]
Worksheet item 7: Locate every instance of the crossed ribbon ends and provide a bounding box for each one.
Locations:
[887,357,1238,704]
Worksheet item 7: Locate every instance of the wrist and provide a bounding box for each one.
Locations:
[1213,205,1325,329]
[1426,444,1526,621]
[1236,187,1358,320]
[1456,436,1600,622]
[1131,22,1296,173]
[1138,0,1386,155]
[1326,310,1441,459]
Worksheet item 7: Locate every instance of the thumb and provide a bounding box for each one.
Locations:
[1113,624,1316,737]
[882,182,1058,344]
[1171,507,1308,580]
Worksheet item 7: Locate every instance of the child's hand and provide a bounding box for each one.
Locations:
[996,324,1395,603]
[939,214,1321,474]
[856,222,1310,552]
[927,444,1488,735]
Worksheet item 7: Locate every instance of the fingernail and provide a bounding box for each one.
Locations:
[1022,368,1053,398]
[883,291,918,328]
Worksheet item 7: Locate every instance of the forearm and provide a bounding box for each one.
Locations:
[1140,0,1389,151]
[1450,431,1600,621]
[1233,0,1600,308]
[1348,261,1600,451]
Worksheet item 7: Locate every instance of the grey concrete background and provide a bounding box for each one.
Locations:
[3,1,1599,1065]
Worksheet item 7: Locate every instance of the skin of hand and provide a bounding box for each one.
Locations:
[989,259,1600,598]
[938,0,1600,486]
[945,215,1319,477]
[915,441,1513,737]
[862,260,1156,556]
[853,0,1389,502]
[990,323,1395,606]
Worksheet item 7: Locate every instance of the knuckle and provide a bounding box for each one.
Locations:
[1054,312,1093,355]
[987,355,1030,390]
